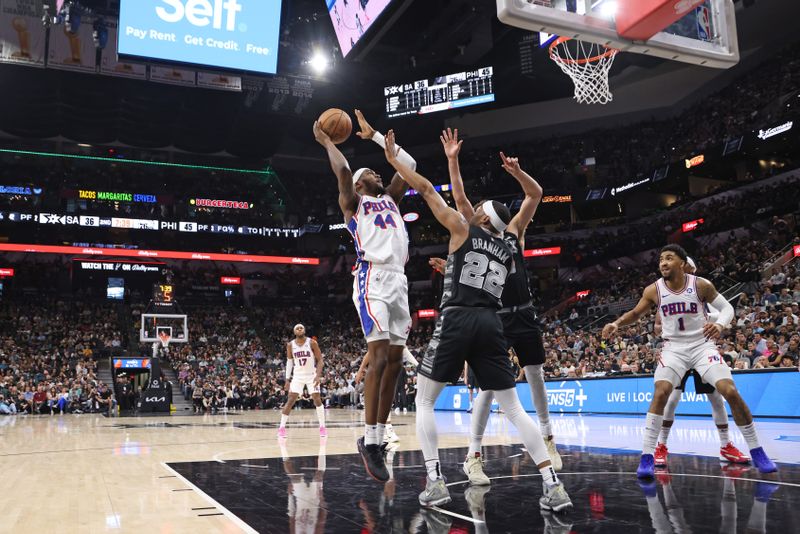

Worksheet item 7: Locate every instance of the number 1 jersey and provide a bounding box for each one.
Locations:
[346,194,409,268]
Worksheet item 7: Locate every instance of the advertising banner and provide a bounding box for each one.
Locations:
[0,0,46,67]
[47,17,97,73]
[197,71,242,92]
[118,0,282,74]
[435,371,800,418]
[100,21,147,80]
[150,64,196,86]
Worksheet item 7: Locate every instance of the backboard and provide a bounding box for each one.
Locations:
[140,313,188,344]
[497,0,739,68]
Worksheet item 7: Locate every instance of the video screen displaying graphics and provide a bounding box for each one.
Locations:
[385,67,494,119]
[327,0,394,58]
[107,277,125,300]
[118,0,283,74]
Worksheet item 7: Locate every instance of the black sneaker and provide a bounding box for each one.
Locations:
[357,436,390,482]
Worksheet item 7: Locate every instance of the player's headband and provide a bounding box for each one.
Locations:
[483,201,508,233]
[293,324,305,331]
[352,168,369,185]
[687,257,697,270]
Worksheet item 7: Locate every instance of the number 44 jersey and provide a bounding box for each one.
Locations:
[346,194,409,268]
[440,226,514,310]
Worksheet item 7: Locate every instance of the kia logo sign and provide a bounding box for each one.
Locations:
[524,247,561,257]
[403,212,420,223]
[0,268,14,277]
[220,276,241,285]
[794,245,800,258]
[418,309,436,318]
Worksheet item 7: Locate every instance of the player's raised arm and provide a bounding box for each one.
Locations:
[501,152,543,245]
[440,128,474,219]
[696,277,735,340]
[313,120,358,218]
[384,130,467,244]
[601,283,659,339]
[354,109,415,204]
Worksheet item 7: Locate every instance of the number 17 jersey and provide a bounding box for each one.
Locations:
[346,194,408,267]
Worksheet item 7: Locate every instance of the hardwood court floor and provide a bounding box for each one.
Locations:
[1,410,798,533]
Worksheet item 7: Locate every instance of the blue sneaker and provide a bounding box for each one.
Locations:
[637,479,657,498]
[754,482,779,503]
[637,454,655,479]
[750,447,777,474]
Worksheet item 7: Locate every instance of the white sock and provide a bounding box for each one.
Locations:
[318,442,327,472]
[376,423,386,444]
[468,390,492,457]
[540,464,559,486]
[718,426,730,447]
[658,424,672,446]
[425,459,441,481]
[524,365,552,439]
[316,405,325,427]
[280,414,289,429]
[365,424,378,445]
[642,412,664,455]
[738,422,760,450]
[747,500,767,532]
[416,376,446,481]
[493,388,550,466]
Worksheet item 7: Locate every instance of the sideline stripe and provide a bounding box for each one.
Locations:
[430,506,485,524]
[161,462,259,534]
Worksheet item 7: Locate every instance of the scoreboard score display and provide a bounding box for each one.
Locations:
[385,67,495,119]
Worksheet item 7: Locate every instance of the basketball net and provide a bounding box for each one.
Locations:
[157,331,171,350]
[549,37,618,105]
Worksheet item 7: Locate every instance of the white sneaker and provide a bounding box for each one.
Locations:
[539,481,572,512]
[546,438,563,471]
[463,453,490,486]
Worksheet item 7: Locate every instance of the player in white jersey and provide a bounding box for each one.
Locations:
[278,324,326,438]
[602,244,777,479]
[314,111,416,482]
[653,256,750,467]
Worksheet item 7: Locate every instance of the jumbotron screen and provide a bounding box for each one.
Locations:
[384,67,495,119]
[327,0,394,58]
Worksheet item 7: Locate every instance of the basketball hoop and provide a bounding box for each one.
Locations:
[157,331,171,349]
[549,37,619,105]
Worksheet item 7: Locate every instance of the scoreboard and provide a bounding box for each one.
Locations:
[385,67,495,119]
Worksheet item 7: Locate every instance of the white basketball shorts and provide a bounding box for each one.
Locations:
[289,376,320,395]
[656,339,732,387]
[352,262,411,345]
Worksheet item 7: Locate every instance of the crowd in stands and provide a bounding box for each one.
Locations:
[0,300,122,415]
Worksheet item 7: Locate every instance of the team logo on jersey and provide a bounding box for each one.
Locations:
[686,287,694,294]
[661,302,698,316]
[362,199,399,216]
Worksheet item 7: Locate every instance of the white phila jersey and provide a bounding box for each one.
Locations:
[290,338,316,378]
[346,194,408,267]
[656,274,708,343]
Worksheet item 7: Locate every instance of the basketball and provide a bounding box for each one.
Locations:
[318,108,352,145]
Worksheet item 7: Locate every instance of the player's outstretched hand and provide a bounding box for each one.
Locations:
[384,130,398,162]
[429,257,446,274]
[313,120,331,145]
[440,128,463,159]
[703,322,723,340]
[354,109,376,140]
[313,376,321,388]
[500,152,522,175]
[355,369,365,385]
[601,322,617,339]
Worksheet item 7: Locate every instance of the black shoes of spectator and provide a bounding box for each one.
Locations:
[357,436,390,482]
